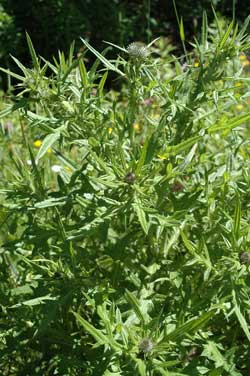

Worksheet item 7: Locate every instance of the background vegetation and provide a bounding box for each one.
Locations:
[1,0,250,89]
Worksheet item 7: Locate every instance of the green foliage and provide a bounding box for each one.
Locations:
[1,15,250,375]
[1,0,250,90]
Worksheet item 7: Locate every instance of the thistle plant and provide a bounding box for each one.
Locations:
[0,14,250,376]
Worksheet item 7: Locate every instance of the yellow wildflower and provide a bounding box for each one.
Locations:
[194,62,199,68]
[65,166,72,172]
[108,127,113,135]
[157,154,167,160]
[236,104,243,111]
[152,113,160,119]
[34,139,42,148]
[242,60,250,66]
[133,122,141,132]
[236,82,242,87]
[239,54,247,61]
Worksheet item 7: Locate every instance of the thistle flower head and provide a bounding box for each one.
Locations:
[124,172,136,184]
[240,252,250,265]
[127,42,150,60]
[138,337,154,353]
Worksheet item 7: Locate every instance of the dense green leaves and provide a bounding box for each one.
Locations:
[1,14,250,376]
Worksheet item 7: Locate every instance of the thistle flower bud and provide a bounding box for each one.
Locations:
[138,337,154,353]
[240,252,250,265]
[127,42,150,59]
[124,172,136,184]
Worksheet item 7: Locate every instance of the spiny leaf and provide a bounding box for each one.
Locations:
[103,40,127,53]
[26,32,39,69]
[81,38,125,76]
[98,71,108,96]
[79,59,88,86]
[202,11,208,46]
[10,294,57,308]
[0,67,25,81]
[133,195,149,235]
[208,113,250,133]
[36,132,60,162]
[232,290,250,342]
[159,136,201,158]
[135,136,150,175]
[72,311,122,351]
[159,309,216,345]
[136,359,147,376]
[233,195,241,240]
[0,105,15,119]
[125,290,145,324]
[218,20,234,50]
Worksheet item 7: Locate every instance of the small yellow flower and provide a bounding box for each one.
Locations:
[133,122,141,132]
[65,166,72,172]
[157,154,167,160]
[34,140,42,148]
[152,113,160,119]
[242,60,250,66]
[236,104,243,111]
[108,127,113,135]
[47,147,52,154]
[236,82,242,87]
[239,54,247,61]
[194,62,199,68]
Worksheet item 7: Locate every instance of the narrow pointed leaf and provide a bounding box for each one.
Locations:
[160,136,201,158]
[125,290,145,324]
[135,137,149,175]
[180,17,185,42]
[218,20,234,50]
[72,311,122,351]
[134,196,149,235]
[159,309,215,345]
[232,290,250,342]
[98,71,108,96]
[79,59,88,86]
[36,132,60,162]
[208,113,250,133]
[0,67,25,81]
[233,195,241,240]
[103,40,127,53]
[81,38,125,76]
[26,32,39,69]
